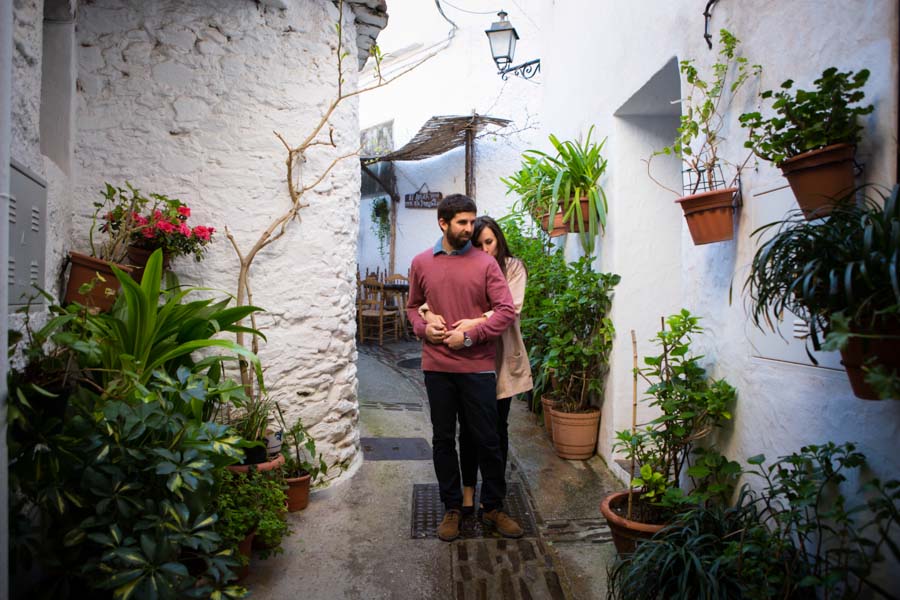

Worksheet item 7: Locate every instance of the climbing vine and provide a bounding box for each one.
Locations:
[370,196,390,259]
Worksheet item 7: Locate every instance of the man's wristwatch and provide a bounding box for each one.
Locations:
[463,332,473,348]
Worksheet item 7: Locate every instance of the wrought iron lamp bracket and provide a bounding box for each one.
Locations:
[499,58,541,81]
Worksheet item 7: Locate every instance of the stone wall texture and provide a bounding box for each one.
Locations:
[10,0,376,483]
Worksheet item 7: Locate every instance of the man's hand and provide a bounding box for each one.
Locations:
[424,311,446,328]
[425,322,447,344]
[443,329,466,350]
[450,317,485,333]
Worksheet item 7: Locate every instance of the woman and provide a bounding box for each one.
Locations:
[420,215,533,514]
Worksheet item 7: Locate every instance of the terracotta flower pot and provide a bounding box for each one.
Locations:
[227,452,285,475]
[285,472,312,512]
[779,143,855,220]
[839,329,900,400]
[538,197,593,238]
[549,406,600,460]
[235,529,256,581]
[125,245,171,283]
[540,395,558,441]
[63,250,134,312]
[539,212,568,237]
[599,490,665,555]
[675,187,737,245]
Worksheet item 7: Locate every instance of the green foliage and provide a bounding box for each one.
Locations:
[652,29,761,196]
[740,67,873,165]
[65,249,265,401]
[213,468,290,559]
[498,211,568,410]
[608,442,900,600]
[537,256,619,412]
[275,403,328,483]
[370,196,391,260]
[502,126,609,254]
[613,310,738,521]
[8,384,247,599]
[746,185,900,350]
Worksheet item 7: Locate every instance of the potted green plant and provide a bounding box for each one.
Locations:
[212,467,290,580]
[649,29,761,245]
[370,196,391,261]
[740,67,873,219]
[601,310,738,554]
[607,442,899,599]
[275,404,329,511]
[538,256,619,458]
[503,126,609,254]
[227,394,287,470]
[745,185,900,399]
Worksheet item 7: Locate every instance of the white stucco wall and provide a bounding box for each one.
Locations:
[542,0,900,515]
[358,0,544,275]
[9,0,375,482]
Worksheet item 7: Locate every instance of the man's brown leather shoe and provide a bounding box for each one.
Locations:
[437,509,461,541]
[481,509,524,538]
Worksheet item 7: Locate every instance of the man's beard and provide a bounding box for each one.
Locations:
[446,229,470,249]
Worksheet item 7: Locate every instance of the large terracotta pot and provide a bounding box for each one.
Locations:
[125,245,171,283]
[549,406,600,460]
[540,395,558,441]
[675,187,737,245]
[599,490,665,555]
[839,328,900,400]
[64,250,134,312]
[227,452,285,475]
[779,143,855,220]
[285,472,312,512]
[235,529,256,581]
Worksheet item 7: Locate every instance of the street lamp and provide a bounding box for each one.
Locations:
[484,10,540,80]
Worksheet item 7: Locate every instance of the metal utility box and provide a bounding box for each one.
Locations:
[8,160,47,306]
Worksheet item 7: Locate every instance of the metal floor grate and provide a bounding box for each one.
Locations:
[411,482,538,539]
[360,437,431,461]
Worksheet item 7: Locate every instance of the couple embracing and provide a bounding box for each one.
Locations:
[406,193,533,542]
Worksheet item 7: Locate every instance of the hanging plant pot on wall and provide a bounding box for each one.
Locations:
[539,211,568,237]
[126,245,172,283]
[64,251,134,312]
[838,324,900,400]
[675,187,737,245]
[779,143,855,220]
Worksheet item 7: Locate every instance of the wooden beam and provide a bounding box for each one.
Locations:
[465,127,475,200]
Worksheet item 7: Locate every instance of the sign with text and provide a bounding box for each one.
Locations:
[404,191,442,209]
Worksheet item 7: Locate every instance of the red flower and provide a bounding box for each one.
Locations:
[153,209,163,220]
[156,220,177,234]
[142,227,156,239]
[179,223,192,237]
[177,206,191,218]
[192,225,212,241]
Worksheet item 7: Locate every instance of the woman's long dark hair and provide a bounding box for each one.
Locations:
[473,216,515,278]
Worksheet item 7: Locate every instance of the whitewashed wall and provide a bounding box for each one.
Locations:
[11,0,376,483]
[358,0,544,275]
[542,0,900,529]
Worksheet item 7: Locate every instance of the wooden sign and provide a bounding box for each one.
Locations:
[404,191,442,209]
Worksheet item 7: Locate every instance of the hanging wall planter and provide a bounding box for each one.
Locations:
[675,187,737,245]
[126,245,171,283]
[64,251,134,312]
[838,326,900,400]
[779,143,855,219]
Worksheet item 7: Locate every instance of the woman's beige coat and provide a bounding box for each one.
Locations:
[418,256,533,399]
[492,257,533,398]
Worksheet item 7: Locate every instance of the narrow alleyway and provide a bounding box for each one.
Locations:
[246,341,621,599]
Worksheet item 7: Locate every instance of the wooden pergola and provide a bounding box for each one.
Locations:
[360,113,511,272]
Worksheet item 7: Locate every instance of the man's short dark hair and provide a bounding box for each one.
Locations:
[437,194,477,222]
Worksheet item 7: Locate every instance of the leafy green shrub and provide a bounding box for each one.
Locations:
[213,469,290,560]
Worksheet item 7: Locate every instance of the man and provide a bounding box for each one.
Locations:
[406,193,524,542]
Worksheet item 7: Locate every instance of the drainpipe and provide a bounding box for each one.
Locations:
[0,0,13,596]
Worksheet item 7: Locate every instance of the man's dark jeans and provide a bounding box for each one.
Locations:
[424,371,506,512]
[459,396,512,488]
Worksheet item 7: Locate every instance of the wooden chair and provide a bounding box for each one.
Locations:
[384,274,411,336]
[357,277,400,345]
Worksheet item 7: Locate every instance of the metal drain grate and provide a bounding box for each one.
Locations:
[411,482,538,539]
[396,357,421,370]
[360,437,431,461]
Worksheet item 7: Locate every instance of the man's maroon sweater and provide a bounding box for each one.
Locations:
[406,242,515,373]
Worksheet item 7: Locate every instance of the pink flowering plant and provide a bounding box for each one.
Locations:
[91,182,215,263]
